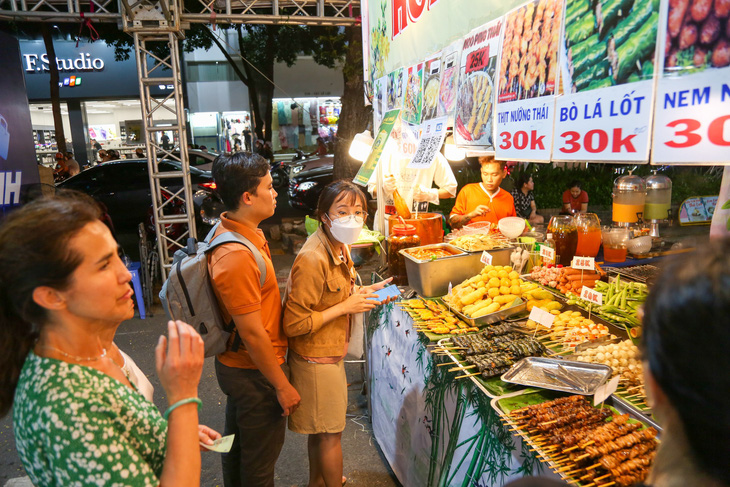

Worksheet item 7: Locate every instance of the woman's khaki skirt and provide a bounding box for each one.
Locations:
[287,351,347,434]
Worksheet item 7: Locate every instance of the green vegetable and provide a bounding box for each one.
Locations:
[571,34,600,62]
[612,12,658,82]
[575,61,610,90]
[596,0,635,39]
[566,12,597,47]
[641,59,654,78]
[611,0,654,48]
[573,41,609,77]
[566,0,591,26]
[586,77,614,91]
[575,60,610,89]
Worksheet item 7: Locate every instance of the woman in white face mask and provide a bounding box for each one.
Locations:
[282,180,393,487]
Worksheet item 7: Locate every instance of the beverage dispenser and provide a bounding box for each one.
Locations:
[644,171,673,238]
[612,172,646,226]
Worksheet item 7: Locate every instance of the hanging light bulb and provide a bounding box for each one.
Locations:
[349,130,374,161]
[443,134,466,161]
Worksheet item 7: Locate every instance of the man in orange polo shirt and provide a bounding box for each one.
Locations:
[449,157,516,229]
[209,152,300,487]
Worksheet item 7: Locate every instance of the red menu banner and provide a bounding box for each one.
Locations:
[495,0,564,162]
[652,0,730,165]
[453,18,505,150]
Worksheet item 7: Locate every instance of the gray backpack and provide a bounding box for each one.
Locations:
[160,223,266,357]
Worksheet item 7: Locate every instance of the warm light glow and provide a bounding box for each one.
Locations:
[443,135,466,161]
[349,130,374,161]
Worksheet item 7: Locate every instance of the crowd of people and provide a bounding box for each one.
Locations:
[14,140,728,487]
[2,151,393,487]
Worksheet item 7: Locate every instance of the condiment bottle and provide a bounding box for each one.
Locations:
[387,222,420,286]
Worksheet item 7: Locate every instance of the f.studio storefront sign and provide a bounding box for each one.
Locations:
[20,39,171,100]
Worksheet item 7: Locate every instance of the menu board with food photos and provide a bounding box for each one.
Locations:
[421,53,442,122]
[453,18,504,150]
[552,0,661,162]
[495,0,564,162]
[402,63,424,125]
[652,0,730,164]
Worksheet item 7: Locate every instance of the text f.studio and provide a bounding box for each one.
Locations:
[23,53,105,73]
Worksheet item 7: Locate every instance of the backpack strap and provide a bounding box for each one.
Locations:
[205,227,269,354]
[206,230,267,287]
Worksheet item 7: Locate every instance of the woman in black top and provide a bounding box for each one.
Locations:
[511,174,544,225]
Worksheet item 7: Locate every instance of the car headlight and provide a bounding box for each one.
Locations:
[292,166,303,174]
[298,181,318,191]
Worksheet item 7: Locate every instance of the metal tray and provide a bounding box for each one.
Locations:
[442,298,527,327]
[449,241,514,256]
[605,265,660,284]
[401,243,481,297]
[491,389,661,485]
[501,357,612,395]
[400,242,466,262]
[492,390,661,432]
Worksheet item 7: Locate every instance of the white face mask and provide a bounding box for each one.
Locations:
[326,214,364,245]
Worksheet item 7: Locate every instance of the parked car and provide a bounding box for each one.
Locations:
[288,161,334,213]
[287,154,334,179]
[159,149,218,171]
[58,159,222,239]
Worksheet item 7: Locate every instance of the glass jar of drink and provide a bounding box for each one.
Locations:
[547,215,578,267]
[644,172,672,221]
[575,213,602,257]
[387,222,420,286]
[601,226,630,263]
[612,172,646,224]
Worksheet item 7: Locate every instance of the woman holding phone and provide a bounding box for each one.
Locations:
[283,180,392,487]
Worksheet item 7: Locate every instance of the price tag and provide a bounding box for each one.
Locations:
[480,251,493,265]
[528,306,555,329]
[540,245,555,264]
[581,286,604,306]
[571,256,595,271]
[594,375,620,406]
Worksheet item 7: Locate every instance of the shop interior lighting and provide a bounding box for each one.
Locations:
[443,134,466,161]
[348,130,374,162]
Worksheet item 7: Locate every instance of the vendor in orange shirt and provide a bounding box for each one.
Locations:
[449,157,516,229]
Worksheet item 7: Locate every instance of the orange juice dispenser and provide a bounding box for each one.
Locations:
[612,172,646,227]
[644,172,672,238]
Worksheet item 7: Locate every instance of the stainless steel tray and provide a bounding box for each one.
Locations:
[401,244,481,297]
[400,242,466,262]
[501,357,612,395]
[442,298,527,327]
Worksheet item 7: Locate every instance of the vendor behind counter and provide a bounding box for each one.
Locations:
[367,118,457,232]
[449,157,516,229]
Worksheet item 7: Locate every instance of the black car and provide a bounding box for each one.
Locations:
[58,159,223,238]
[288,162,334,212]
[160,149,218,172]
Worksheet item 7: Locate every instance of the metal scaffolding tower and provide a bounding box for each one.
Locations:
[0,0,360,25]
[1,0,359,278]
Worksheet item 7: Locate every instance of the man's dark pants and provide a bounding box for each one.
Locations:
[215,359,287,487]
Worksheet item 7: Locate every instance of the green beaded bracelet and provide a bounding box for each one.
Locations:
[163,397,202,420]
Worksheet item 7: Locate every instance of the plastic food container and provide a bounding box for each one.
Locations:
[498,217,526,238]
